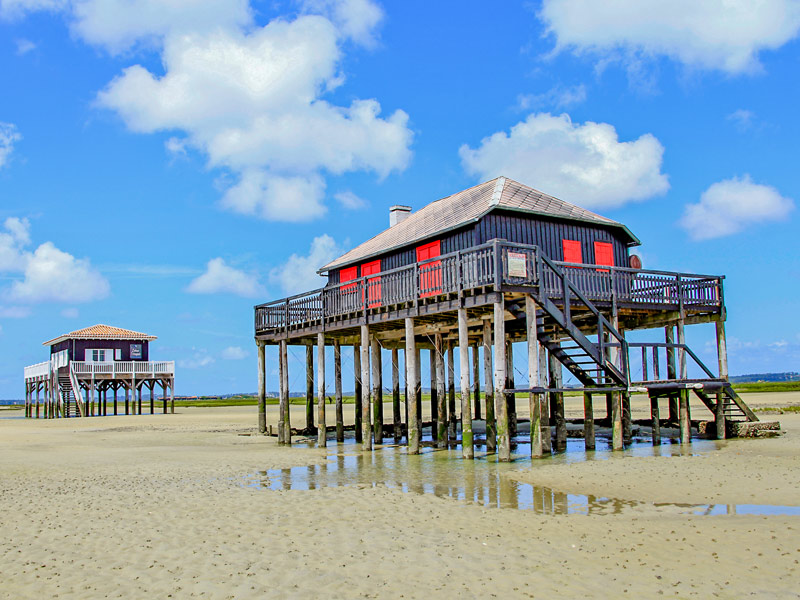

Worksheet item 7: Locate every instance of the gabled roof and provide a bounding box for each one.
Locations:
[320,177,640,272]
[43,324,157,346]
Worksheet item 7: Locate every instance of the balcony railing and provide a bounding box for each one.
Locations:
[70,361,175,377]
[255,240,724,334]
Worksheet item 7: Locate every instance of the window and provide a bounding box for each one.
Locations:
[562,239,582,264]
[114,348,122,360]
[85,349,112,362]
[416,240,442,297]
[362,260,382,308]
[593,241,614,272]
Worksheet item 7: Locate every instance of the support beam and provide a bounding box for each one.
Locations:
[353,344,362,443]
[405,318,419,454]
[435,333,446,448]
[650,394,661,445]
[472,344,481,420]
[525,296,543,458]
[715,320,728,440]
[549,353,566,451]
[506,341,517,438]
[539,345,551,452]
[170,378,175,414]
[583,392,595,450]
[278,340,289,444]
[360,325,372,451]
[482,320,496,451]
[392,348,401,443]
[679,389,691,444]
[666,325,678,421]
[612,391,623,450]
[334,341,344,443]
[429,349,438,441]
[371,338,383,442]
[494,299,510,461]
[317,332,326,448]
[447,341,456,441]
[458,308,473,459]
[306,345,314,432]
[257,341,266,434]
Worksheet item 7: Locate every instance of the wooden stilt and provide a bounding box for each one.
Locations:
[539,345,551,452]
[257,341,266,434]
[113,385,118,415]
[650,393,661,445]
[305,345,314,432]
[679,389,691,444]
[137,385,142,415]
[665,326,678,421]
[371,338,383,442]
[125,384,130,415]
[35,384,40,419]
[612,391,623,450]
[506,341,517,438]
[162,382,167,414]
[90,375,95,416]
[405,317,419,454]
[278,340,288,444]
[169,378,174,414]
[353,344,362,443]
[482,320,495,451]
[472,344,481,420]
[457,308,473,459]
[447,341,456,441]
[334,341,344,443]
[622,393,632,444]
[414,346,422,427]
[360,325,372,451]
[715,319,728,440]
[429,349,438,441]
[549,353,566,450]
[149,381,155,414]
[435,333,446,448]
[392,348,401,443]
[317,332,326,448]
[494,299,510,461]
[584,392,595,450]
[525,296,543,458]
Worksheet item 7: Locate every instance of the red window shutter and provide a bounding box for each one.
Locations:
[594,242,614,272]
[562,239,582,264]
[340,266,358,292]
[362,260,382,308]
[416,241,442,297]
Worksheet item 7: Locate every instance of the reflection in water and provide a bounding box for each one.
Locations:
[242,436,800,517]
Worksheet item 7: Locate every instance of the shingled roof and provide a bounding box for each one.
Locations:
[43,324,157,346]
[320,177,640,272]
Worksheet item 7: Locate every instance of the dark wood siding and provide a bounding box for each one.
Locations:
[51,339,150,361]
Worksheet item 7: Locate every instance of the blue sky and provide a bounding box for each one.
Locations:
[1,0,799,398]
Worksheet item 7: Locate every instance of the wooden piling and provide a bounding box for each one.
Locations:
[457,308,473,459]
[679,389,691,444]
[525,296,543,458]
[584,392,595,450]
[257,341,266,434]
[472,344,481,420]
[549,353,566,450]
[317,332,326,448]
[405,318,420,454]
[371,338,383,442]
[482,319,496,451]
[125,385,130,415]
[334,341,344,443]
[622,393,632,444]
[494,299,511,461]
[715,319,728,440]
[506,341,517,438]
[429,349,438,441]
[650,393,661,445]
[447,341,457,440]
[539,344,552,452]
[612,391,623,450]
[665,325,678,421]
[415,346,422,427]
[278,340,288,444]
[360,325,372,451]
[353,344,362,443]
[392,348,401,443]
[305,345,314,432]
[435,333,446,448]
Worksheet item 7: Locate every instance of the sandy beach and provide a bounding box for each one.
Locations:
[1,393,798,599]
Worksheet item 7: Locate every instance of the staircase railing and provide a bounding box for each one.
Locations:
[69,363,84,417]
[624,341,718,384]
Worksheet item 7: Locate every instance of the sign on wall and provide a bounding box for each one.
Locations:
[507,252,528,278]
[130,344,142,359]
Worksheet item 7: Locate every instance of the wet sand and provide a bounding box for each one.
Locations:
[0,393,798,598]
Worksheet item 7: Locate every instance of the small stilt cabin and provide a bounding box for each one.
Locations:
[254,177,757,460]
[23,324,175,418]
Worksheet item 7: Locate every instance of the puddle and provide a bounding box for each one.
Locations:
[242,435,800,517]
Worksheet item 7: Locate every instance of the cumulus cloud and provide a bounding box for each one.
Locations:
[681,174,794,240]
[186,258,265,297]
[270,234,343,295]
[300,0,384,47]
[94,5,412,222]
[459,112,669,209]
[334,190,367,210]
[0,122,21,169]
[0,0,66,19]
[221,346,248,360]
[539,0,800,75]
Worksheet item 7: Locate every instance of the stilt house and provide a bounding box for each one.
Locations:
[23,324,175,418]
[254,177,756,460]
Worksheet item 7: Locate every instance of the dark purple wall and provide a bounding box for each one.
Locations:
[50,339,150,361]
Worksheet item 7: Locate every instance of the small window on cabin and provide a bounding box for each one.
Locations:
[562,239,582,264]
[594,241,614,272]
[114,348,122,360]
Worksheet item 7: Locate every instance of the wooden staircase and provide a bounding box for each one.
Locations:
[58,372,83,417]
[693,383,757,422]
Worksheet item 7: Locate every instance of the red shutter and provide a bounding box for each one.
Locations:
[340,266,358,290]
[593,241,614,272]
[562,239,583,264]
[339,265,359,311]
[362,260,382,308]
[416,240,442,297]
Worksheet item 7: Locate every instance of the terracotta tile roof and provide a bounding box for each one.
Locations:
[43,324,157,346]
[320,177,639,272]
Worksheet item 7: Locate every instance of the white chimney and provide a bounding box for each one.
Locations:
[390,205,412,227]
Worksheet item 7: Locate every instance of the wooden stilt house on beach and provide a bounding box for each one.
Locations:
[23,324,175,418]
[254,177,757,460]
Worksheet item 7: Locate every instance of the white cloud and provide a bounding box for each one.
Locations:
[681,174,794,240]
[15,38,36,54]
[334,189,367,210]
[0,122,22,169]
[270,234,343,295]
[0,217,30,270]
[727,109,756,132]
[300,0,384,47]
[0,0,66,19]
[8,242,110,303]
[61,307,79,318]
[0,305,31,318]
[539,0,800,75]
[221,346,248,360]
[517,84,587,111]
[459,112,669,209]
[178,350,215,369]
[95,7,412,222]
[186,258,265,297]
